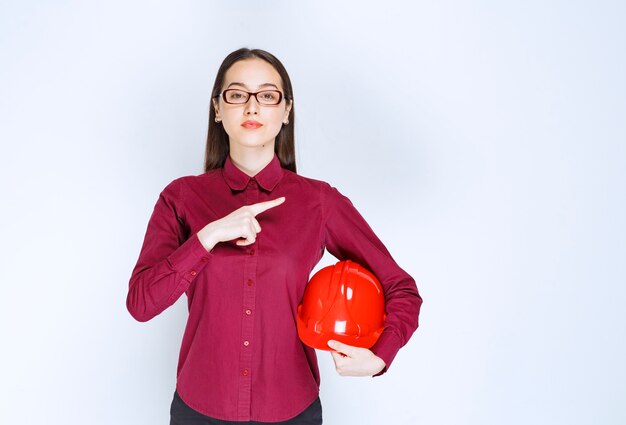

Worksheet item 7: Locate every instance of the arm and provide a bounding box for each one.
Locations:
[126,183,286,323]
[322,183,422,376]
[126,179,211,322]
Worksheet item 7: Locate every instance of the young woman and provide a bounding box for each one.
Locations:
[127,48,422,425]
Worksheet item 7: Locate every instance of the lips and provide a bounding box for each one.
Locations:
[242,120,262,129]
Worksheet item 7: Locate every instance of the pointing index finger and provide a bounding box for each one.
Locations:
[248,197,286,216]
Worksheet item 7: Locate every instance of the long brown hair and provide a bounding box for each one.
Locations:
[204,48,296,173]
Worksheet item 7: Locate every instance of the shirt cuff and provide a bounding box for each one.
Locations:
[167,234,212,281]
[369,330,403,377]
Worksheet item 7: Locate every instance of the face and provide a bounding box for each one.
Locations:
[214,58,292,150]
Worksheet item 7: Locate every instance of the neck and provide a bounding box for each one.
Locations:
[229,143,275,177]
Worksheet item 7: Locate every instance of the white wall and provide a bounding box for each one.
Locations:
[1,1,625,424]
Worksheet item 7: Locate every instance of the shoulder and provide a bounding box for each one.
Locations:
[281,169,336,193]
[281,170,350,208]
[162,169,222,194]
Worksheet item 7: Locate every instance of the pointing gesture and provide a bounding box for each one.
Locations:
[197,197,286,251]
[246,197,286,217]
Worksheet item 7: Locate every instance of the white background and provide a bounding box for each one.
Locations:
[1,1,625,424]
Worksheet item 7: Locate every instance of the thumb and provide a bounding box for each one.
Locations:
[327,340,354,356]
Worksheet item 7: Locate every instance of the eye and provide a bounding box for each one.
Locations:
[260,91,279,101]
[225,90,248,102]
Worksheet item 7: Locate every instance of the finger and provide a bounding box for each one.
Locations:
[330,350,344,364]
[244,222,257,243]
[236,233,255,246]
[330,350,348,361]
[248,197,286,216]
[329,351,350,376]
[248,221,258,240]
[327,340,355,357]
[236,223,257,246]
[251,217,261,233]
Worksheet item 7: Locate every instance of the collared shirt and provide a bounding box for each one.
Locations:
[126,154,422,422]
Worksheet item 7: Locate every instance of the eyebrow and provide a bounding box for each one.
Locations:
[226,82,280,90]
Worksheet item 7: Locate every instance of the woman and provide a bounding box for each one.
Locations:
[127,48,422,425]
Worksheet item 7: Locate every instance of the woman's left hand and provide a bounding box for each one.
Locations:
[327,340,386,377]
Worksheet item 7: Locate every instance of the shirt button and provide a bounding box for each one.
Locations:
[243,340,250,347]
[190,270,197,276]
[247,279,253,286]
[201,257,208,262]
[242,369,249,376]
[249,249,255,255]
[245,309,252,316]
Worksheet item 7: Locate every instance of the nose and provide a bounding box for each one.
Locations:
[244,95,260,115]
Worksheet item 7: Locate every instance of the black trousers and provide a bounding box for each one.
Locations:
[170,391,323,425]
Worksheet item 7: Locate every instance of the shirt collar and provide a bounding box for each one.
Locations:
[222,154,284,192]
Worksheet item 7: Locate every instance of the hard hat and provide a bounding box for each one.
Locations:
[297,260,386,350]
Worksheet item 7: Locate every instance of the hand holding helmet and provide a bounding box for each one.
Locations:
[327,339,386,376]
[297,260,387,376]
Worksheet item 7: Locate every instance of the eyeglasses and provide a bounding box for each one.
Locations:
[216,89,287,106]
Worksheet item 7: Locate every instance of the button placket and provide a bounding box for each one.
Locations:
[237,178,260,419]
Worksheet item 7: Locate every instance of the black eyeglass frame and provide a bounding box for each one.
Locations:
[213,89,291,106]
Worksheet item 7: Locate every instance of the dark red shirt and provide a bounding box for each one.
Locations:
[126,154,422,422]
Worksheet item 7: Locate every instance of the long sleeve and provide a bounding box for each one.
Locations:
[127,157,421,421]
[126,178,211,322]
[321,183,422,376]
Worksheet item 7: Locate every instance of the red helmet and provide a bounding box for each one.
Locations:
[297,260,386,350]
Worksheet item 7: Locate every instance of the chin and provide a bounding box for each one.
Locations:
[233,133,277,148]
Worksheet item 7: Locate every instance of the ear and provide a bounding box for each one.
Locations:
[212,98,220,117]
[284,99,293,120]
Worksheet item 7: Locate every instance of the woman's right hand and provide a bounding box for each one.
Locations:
[197,197,286,252]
